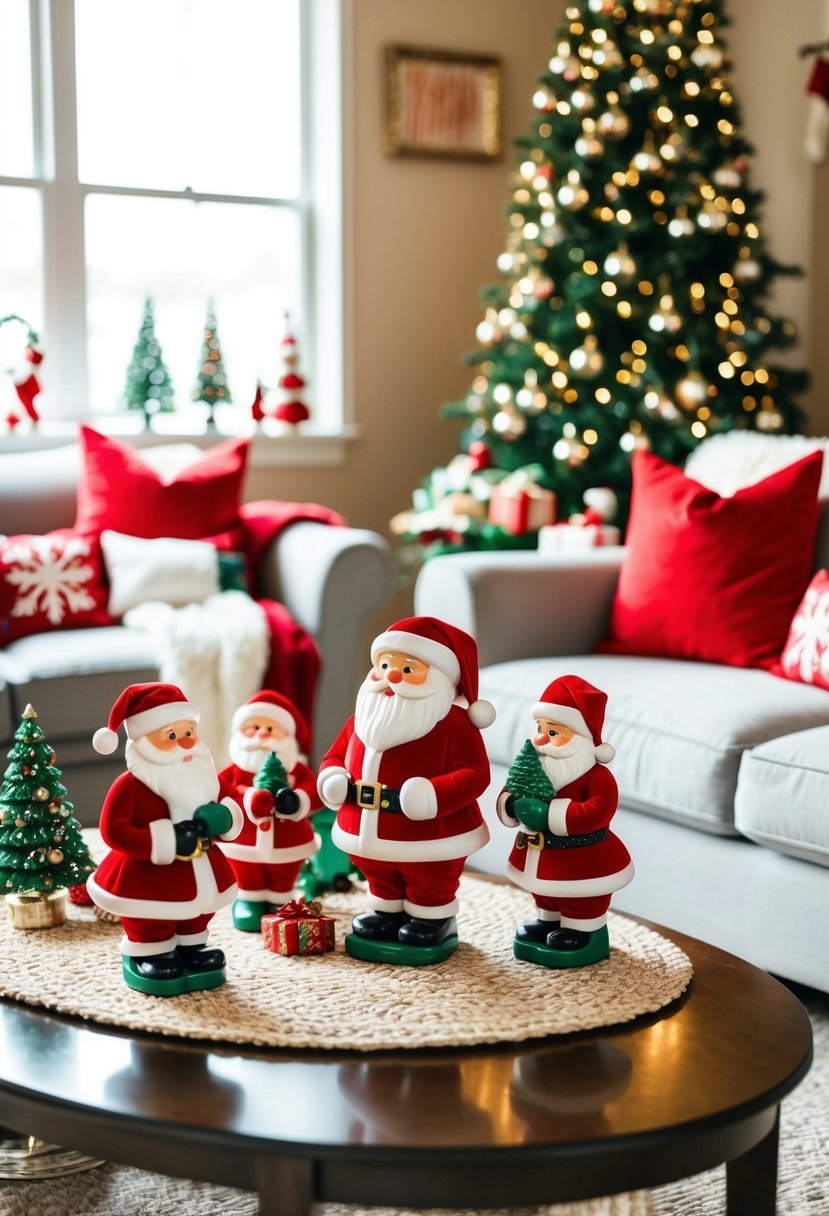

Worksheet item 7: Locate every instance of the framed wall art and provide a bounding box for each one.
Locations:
[383,45,502,161]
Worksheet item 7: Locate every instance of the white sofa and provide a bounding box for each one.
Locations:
[415,434,829,993]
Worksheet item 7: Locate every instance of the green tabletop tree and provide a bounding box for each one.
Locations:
[193,301,232,426]
[506,738,557,801]
[123,296,175,426]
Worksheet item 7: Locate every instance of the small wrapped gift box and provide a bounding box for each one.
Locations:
[538,521,621,553]
[488,476,557,536]
[262,898,335,956]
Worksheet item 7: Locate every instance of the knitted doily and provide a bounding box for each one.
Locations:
[0,871,691,1052]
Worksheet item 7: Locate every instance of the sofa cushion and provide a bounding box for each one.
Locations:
[0,530,114,645]
[598,449,824,669]
[735,726,829,868]
[479,654,829,835]
[771,569,829,691]
[0,626,159,742]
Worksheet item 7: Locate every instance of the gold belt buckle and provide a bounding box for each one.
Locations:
[354,779,383,811]
[176,837,210,862]
[519,830,544,851]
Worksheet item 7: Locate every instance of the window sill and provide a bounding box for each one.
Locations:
[0,417,360,469]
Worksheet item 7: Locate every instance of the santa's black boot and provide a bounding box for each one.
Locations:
[351,910,411,941]
[122,950,186,997]
[134,951,184,981]
[176,944,226,972]
[515,919,558,944]
[545,928,591,951]
[397,916,458,948]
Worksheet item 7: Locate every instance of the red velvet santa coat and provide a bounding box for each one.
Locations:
[323,706,490,863]
[87,771,244,920]
[217,760,320,864]
[498,763,633,897]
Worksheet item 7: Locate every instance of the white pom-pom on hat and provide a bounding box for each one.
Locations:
[468,699,496,729]
[92,727,119,755]
[594,742,616,765]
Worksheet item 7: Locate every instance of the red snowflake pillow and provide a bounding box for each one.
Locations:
[772,570,829,691]
[0,530,113,646]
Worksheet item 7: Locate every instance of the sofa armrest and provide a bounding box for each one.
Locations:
[259,521,393,758]
[414,547,626,666]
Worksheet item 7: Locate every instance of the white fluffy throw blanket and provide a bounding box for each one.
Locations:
[123,591,269,768]
[685,431,829,498]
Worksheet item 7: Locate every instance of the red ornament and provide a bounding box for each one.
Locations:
[251,381,265,422]
[273,399,310,425]
[468,441,492,472]
[68,881,95,906]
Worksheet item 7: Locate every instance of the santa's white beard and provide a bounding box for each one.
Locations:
[537,733,596,791]
[127,736,220,822]
[354,666,455,752]
[227,732,299,777]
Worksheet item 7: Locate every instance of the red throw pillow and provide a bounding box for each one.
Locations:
[74,426,249,540]
[598,449,824,669]
[771,570,829,690]
[0,530,113,646]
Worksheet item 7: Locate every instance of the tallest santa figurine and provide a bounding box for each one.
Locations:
[317,615,494,965]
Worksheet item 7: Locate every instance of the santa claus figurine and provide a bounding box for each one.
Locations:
[86,682,245,996]
[317,615,494,965]
[497,675,633,968]
[217,689,322,931]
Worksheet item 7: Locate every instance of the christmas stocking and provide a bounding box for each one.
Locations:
[805,56,829,164]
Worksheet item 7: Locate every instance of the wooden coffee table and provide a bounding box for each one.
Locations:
[0,918,812,1216]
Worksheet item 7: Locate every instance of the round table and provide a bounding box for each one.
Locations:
[0,919,813,1216]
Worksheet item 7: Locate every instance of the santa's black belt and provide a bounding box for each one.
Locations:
[516,827,608,851]
[346,780,402,812]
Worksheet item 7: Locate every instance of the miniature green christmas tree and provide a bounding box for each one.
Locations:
[506,738,557,800]
[0,705,95,899]
[123,296,175,425]
[256,750,289,794]
[193,300,232,426]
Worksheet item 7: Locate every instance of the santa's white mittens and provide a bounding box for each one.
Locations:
[547,798,571,836]
[150,820,177,865]
[400,777,438,821]
[275,788,311,820]
[318,767,349,810]
[496,788,519,827]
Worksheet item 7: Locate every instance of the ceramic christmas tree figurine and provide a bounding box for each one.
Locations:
[0,705,95,929]
[86,683,245,996]
[317,615,494,966]
[497,675,633,968]
[218,690,322,932]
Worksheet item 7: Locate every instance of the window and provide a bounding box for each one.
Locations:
[0,0,346,442]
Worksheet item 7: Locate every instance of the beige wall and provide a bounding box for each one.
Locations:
[248,0,829,555]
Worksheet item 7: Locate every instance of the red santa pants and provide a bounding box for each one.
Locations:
[532,893,611,932]
[227,859,302,903]
[355,856,466,919]
[120,912,213,957]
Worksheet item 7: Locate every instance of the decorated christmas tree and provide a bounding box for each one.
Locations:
[193,301,232,426]
[393,0,807,556]
[123,296,175,425]
[506,739,557,800]
[0,705,95,925]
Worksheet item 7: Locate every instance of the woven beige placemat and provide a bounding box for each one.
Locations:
[0,840,691,1052]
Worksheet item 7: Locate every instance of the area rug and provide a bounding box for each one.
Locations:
[0,990,825,1215]
[0,873,692,1051]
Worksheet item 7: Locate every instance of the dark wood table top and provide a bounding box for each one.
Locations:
[0,918,813,1213]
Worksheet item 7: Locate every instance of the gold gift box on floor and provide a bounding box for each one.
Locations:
[5,889,68,930]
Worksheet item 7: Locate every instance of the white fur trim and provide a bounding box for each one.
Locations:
[318,766,348,809]
[119,934,177,958]
[468,699,496,729]
[404,897,459,918]
[93,727,118,755]
[371,630,460,685]
[366,894,405,913]
[150,819,178,865]
[235,887,295,903]
[231,701,295,737]
[534,908,561,923]
[220,835,319,864]
[220,796,244,841]
[275,787,311,821]
[399,776,438,820]
[175,929,210,946]
[531,702,590,740]
[594,742,616,764]
[560,913,608,931]
[333,821,489,862]
[496,788,520,827]
[547,798,570,836]
[125,700,198,740]
[506,859,635,898]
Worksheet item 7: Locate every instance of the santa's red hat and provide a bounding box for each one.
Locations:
[532,675,615,764]
[230,689,310,756]
[371,615,495,729]
[93,682,198,755]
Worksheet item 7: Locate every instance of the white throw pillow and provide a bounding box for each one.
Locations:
[101,530,221,617]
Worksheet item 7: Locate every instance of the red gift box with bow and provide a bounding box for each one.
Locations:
[262,898,336,956]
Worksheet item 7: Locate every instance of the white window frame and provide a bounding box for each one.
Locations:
[1,0,353,467]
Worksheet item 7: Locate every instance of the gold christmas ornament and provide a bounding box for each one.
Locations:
[575,132,605,159]
[568,335,604,379]
[5,889,68,930]
[47,849,64,865]
[14,817,26,828]
[598,104,631,140]
[604,245,636,278]
[674,372,709,410]
[492,410,528,440]
[733,258,762,284]
[34,787,50,802]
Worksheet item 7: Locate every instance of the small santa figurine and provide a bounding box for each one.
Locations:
[218,689,321,931]
[497,674,633,968]
[86,682,245,996]
[317,615,494,964]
